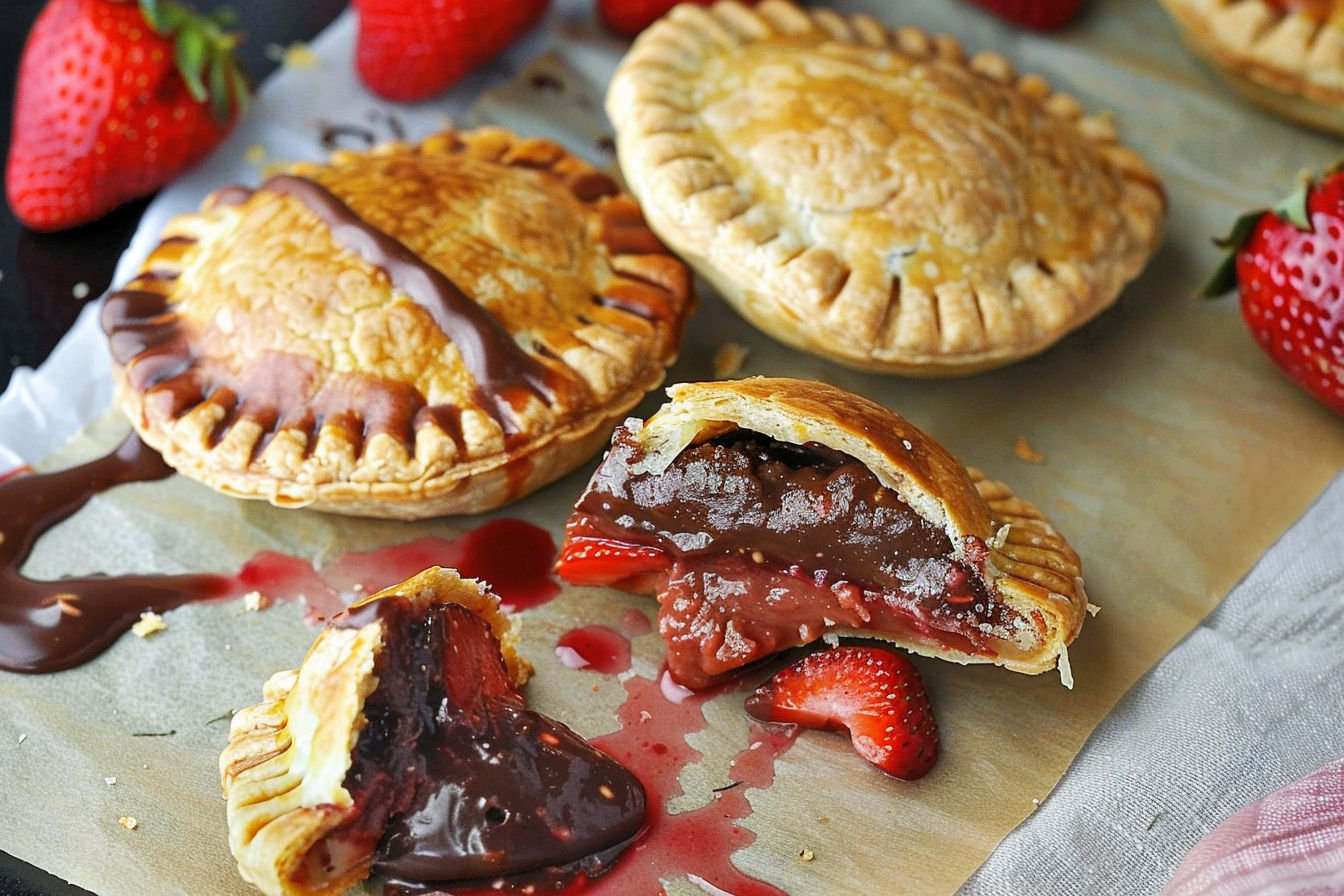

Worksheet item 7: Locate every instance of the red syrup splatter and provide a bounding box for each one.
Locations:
[585,672,799,896]
[0,432,559,672]
[556,625,632,675]
[239,519,561,623]
[618,606,652,638]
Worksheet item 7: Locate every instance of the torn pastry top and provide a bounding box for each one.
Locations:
[558,378,1088,687]
[219,567,646,896]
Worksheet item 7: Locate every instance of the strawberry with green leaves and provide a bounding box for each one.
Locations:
[6,0,248,233]
[353,0,550,102]
[745,645,940,780]
[1204,166,1344,417]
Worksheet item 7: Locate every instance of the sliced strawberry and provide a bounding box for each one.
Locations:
[554,535,671,590]
[744,645,939,780]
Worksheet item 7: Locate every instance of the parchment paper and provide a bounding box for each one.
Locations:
[3,1,1344,894]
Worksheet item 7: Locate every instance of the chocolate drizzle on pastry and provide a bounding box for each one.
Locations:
[101,128,695,518]
[260,174,558,420]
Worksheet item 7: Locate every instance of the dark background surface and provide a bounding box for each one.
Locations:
[0,2,347,892]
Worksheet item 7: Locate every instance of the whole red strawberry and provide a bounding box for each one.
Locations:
[1204,167,1344,417]
[598,0,713,37]
[354,0,551,102]
[6,0,247,233]
[960,0,1082,31]
[744,645,939,780]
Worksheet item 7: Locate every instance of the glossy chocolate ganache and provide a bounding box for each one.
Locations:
[332,596,646,892]
[566,426,1007,687]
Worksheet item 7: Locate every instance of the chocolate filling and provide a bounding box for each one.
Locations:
[331,597,645,892]
[566,427,1006,687]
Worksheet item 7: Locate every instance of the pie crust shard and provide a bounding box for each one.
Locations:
[219,567,646,896]
[102,128,694,519]
[1158,0,1344,136]
[605,0,1165,375]
[556,378,1089,688]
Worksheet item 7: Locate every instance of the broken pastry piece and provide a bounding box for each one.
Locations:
[219,567,646,896]
[102,127,693,519]
[606,0,1164,374]
[1158,0,1344,136]
[556,378,1088,689]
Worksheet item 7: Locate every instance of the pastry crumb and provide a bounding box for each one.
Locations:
[131,611,166,638]
[105,776,117,785]
[265,41,319,69]
[1014,436,1045,464]
[1086,602,1101,617]
[243,143,268,166]
[798,847,815,862]
[241,590,271,612]
[712,342,750,378]
[118,816,138,831]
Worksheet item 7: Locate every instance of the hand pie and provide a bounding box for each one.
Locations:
[102,128,693,519]
[1158,0,1344,136]
[555,378,1088,689]
[606,1,1164,375]
[219,567,646,896]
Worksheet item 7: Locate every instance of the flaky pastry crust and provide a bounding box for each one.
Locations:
[606,0,1164,375]
[103,128,693,519]
[1158,0,1344,135]
[218,567,528,896]
[635,378,1088,678]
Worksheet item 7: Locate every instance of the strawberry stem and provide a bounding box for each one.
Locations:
[137,0,250,121]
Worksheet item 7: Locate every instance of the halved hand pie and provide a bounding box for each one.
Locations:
[556,378,1088,689]
[1158,0,1344,136]
[606,0,1164,374]
[102,128,693,518]
[219,567,646,896]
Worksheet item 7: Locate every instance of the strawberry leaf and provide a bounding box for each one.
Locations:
[1272,172,1312,231]
[174,26,210,104]
[1200,209,1263,297]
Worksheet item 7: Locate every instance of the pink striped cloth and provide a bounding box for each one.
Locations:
[1164,758,1344,895]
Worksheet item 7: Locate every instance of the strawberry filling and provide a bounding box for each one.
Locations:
[558,426,1008,689]
[324,597,646,893]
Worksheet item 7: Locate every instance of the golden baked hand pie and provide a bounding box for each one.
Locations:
[606,0,1164,375]
[102,128,694,519]
[219,567,646,896]
[556,378,1088,689]
[1158,0,1344,135]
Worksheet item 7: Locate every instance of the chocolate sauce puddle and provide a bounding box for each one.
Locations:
[260,174,557,421]
[0,434,233,673]
[334,598,645,893]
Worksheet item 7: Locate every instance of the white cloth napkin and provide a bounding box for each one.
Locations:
[962,477,1344,894]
